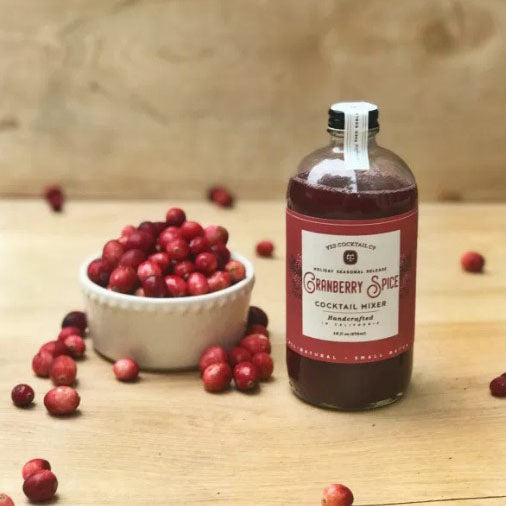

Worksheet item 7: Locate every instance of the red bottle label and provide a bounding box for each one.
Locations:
[286,208,417,364]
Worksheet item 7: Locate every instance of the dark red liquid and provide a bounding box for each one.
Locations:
[287,171,417,410]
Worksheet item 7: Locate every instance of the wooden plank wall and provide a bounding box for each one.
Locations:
[0,0,505,201]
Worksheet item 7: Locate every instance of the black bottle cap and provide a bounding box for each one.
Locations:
[328,102,379,130]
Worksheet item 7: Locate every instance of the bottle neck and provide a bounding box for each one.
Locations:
[328,129,379,150]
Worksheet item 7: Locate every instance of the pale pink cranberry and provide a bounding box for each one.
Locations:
[32,352,53,377]
[63,335,86,358]
[44,386,80,416]
[203,362,232,392]
[256,240,274,257]
[119,248,147,269]
[207,271,232,292]
[137,260,162,283]
[211,244,231,269]
[195,252,218,275]
[125,230,155,252]
[113,358,140,381]
[58,325,83,341]
[39,340,67,358]
[246,324,269,337]
[11,384,35,407]
[240,334,271,355]
[165,207,186,227]
[247,306,268,327]
[228,347,252,367]
[490,375,506,397]
[50,355,77,386]
[165,238,190,261]
[199,346,228,374]
[138,221,157,236]
[159,226,183,249]
[208,186,234,207]
[0,493,14,506]
[225,260,246,283]
[189,236,210,256]
[173,260,195,280]
[204,225,229,246]
[109,266,139,293]
[87,258,112,287]
[43,184,64,212]
[148,252,171,273]
[142,275,168,298]
[321,484,354,506]
[22,459,51,480]
[187,272,209,296]
[61,311,87,333]
[181,221,204,241]
[233,362,259,391]
[102,239,125,266]
[23,470,58,502]
[164,275,187,297]
[252,352,274,380]
[461,251,485,273]
[135,287,145,297]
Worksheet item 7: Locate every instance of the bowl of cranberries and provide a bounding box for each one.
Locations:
[80,208,255,370]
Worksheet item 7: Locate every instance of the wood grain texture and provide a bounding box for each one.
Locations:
[0,199,505,504]
[0,1,505,201]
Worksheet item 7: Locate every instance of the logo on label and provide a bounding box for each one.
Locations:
[343,250,358,265]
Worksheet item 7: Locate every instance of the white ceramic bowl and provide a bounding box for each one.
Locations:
[79,253,255,370]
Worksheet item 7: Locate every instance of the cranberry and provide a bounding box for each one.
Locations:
[490,375,506,397]
[23,470,58,502]
[195,252,218,275]
[119,248,147,269]
[142,275,168,298]
[102,239,125,266]
[187,272,209,296]
[22,459,51,480]
[204,225,229,246]
[211,244,231,269]
[44,386,80,416]
[165,207,186,227]
[152,221,167,235]
[189,236,210,256]
[137,260,163,283]
[63,335,86,358]
[461,251,485,273]
[321,484,354,506]
[0,494,14,506]
[228,346,252,367]
[109,266,139,293]
[159,226,183,249]
[256,240,274,257]
[43,184,64,212]
[173,260,195,280]
[32,352,53,377]
[61,311,87,333]
[148,252,171,273]
[199,346,228,374]
[252,352,274,380]
[40,340,67,358]
[126,230,155,252]
[113,358,140,381]
[87,258,112,287]
[135,287,145,297]
[246,324,269,337]
[181,221,204,241]
[138,221,157,236]
[50,355,77,386]
[164,275,187,297]
[207,271,232,292]
[121,225,136,238]
[165,238,190,261]
[11,384,35,407]
[203,362,232,392]
[233,362,259,391]
[247,306,269,327]
[240,334,271,354]
[208,186,234,207]
[225,260,246,283]
[58,326,83,341]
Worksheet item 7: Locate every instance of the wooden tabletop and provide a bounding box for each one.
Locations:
[0,199,505,505]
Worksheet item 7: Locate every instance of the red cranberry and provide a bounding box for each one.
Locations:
[0,494,14,506]
[148,252,171,273]
[173,260,195,279]
[119,248,147,269]
[321,484,354,506]
[461,251,485,273]
[137,260,162,283]
[121,224,136,238]
[159,226,183,249]
[181,221,204,241]
[22,459,51,480]
[32,352,53,377]
[490,375,506,397]
[252,352,274,380]
[204,225,229,246]
[43,185,64,212]
[142,275,168,298]
[102,239,125,266]
[165,238,190,261]
[63,335,86,358]
[109,266,139,293]
[246,324,269,337]
[211,244,231,269]
[233,362,259,391]
[189,236,210,256]
[207,271,232,292]
[187,272,209,296]
[87,258,112,287]
[11,384,35,407]
[125,230,155,252]
[225,260,246,283]
[256,240,274,257]
[240,334,271,354]
[164,275,187,297]
[208,186,234,207]
[58,326,83,341]
[40,340,67,358]
[50,355,77,386]
[228,347,252,367]
[23,470,58,502]
[195,252,218,275]
[165,207,186,227]
[138,221,157,236]
[199,346,228,374]
[61,311,87,333]
[113,358,140,381]
[247,306,268,327]
[203,362,232,392]
[44,386,80,415]
[152,221,167,235]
